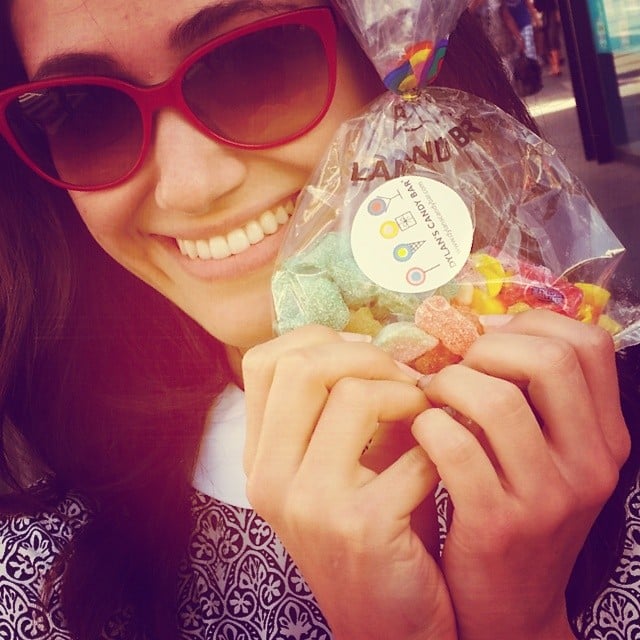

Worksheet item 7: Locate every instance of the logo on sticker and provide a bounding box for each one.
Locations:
[350,176,474,293]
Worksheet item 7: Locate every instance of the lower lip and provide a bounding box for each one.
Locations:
[160,220,291,282]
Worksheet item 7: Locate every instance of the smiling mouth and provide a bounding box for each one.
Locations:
[176,197,295,260]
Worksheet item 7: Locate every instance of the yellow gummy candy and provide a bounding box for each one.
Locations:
[507,302,532,314]
[575,283,611,310]
[597,314,622,336]
[474,254,506,297]
[577,303,595,324]
[471,288,507,314]
[345,307,383,337]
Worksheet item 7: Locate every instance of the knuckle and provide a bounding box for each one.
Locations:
[588,456,621,504]
[404,445,434,478]
[612,425,632,468]
[330,377,367,403]
[440,430,478,467]
[542,487,578,524]
[581,322,615,355]
[274,349,320,379]
[295,323,339,342]
[477,379,527,422]
[534,336,576,374]
[241,344,271,380]
[245,473,273,517]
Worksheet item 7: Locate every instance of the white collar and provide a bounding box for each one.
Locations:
[192,384,252,509]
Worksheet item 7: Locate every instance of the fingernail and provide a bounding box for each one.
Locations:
[417,374,434,391]
[339,332,373,343]
[479,314,514,330]
[394,361,422,381]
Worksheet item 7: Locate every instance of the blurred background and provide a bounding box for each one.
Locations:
[480,0,640,302]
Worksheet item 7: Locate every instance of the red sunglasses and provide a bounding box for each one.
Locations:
[0,7,337,191]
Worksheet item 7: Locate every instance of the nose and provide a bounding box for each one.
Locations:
[151,110,247,215]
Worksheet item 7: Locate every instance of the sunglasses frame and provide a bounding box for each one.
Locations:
[0,6,337,191]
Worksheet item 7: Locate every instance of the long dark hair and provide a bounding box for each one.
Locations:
[0,5,229,638]
[0,4,637,638]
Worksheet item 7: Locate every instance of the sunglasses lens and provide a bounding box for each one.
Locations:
[182,22,331,146]
[6,84,143,188]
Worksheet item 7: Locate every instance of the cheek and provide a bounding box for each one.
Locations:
[69,190,141,249]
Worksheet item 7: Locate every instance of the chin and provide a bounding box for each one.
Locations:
[188,294,277,352]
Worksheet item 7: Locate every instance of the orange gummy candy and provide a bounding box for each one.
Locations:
[414,295,481,356]
[412,342,462,375]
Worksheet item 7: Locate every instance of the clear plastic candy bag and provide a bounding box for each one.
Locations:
[271,2,639,371]
[331,0,458,92]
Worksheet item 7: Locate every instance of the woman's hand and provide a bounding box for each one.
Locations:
[412,310,631,640]
[242,325,457,640]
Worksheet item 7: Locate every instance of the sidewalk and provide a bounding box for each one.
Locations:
[523,67,640,302]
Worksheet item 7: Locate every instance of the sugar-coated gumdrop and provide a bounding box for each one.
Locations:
[324,233,380,307]
[414,295,481,356]
[272,270,350,333]
[411,342,461,374]
[373,322,439,363]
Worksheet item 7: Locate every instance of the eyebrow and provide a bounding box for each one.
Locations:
[31,0,302,81]
[170,1,302,49]
[32,53,124,82]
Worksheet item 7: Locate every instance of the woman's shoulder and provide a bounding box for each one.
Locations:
[0,477,92,537]
[0,478,92,640]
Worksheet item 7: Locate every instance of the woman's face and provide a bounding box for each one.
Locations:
[11,0,382,355]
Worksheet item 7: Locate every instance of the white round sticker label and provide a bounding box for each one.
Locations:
[351,176,474,293]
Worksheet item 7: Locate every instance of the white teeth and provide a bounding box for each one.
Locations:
[245,220,265,245]
[259,211,278,235]
[196,239,212,260]
[227,228,250,255]
[209,236,231,260]
[275,204,289,224]
[176,199,294,260]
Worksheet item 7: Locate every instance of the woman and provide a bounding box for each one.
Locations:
[0,1,637,639]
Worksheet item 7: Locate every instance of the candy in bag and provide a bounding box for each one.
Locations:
[271,2,639,373]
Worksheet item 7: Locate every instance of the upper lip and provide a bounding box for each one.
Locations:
[155,192,299,241]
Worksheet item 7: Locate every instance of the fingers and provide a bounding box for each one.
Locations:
[365,445,440,530]
[302,378,429,483]
[418,363,554,496]
[242,325,336,473]
[242,325,431,515]
[412,407,504,512]
[490,310,629,467]
[243,326,413,474]
[463,333,600,466]
[414,311,629,511]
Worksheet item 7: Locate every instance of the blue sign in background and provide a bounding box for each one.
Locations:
[588,0,640,53]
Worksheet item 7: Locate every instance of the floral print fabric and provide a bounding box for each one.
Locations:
[178,492,330,639]
[0,485,330,639]
[1,474,639,639]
